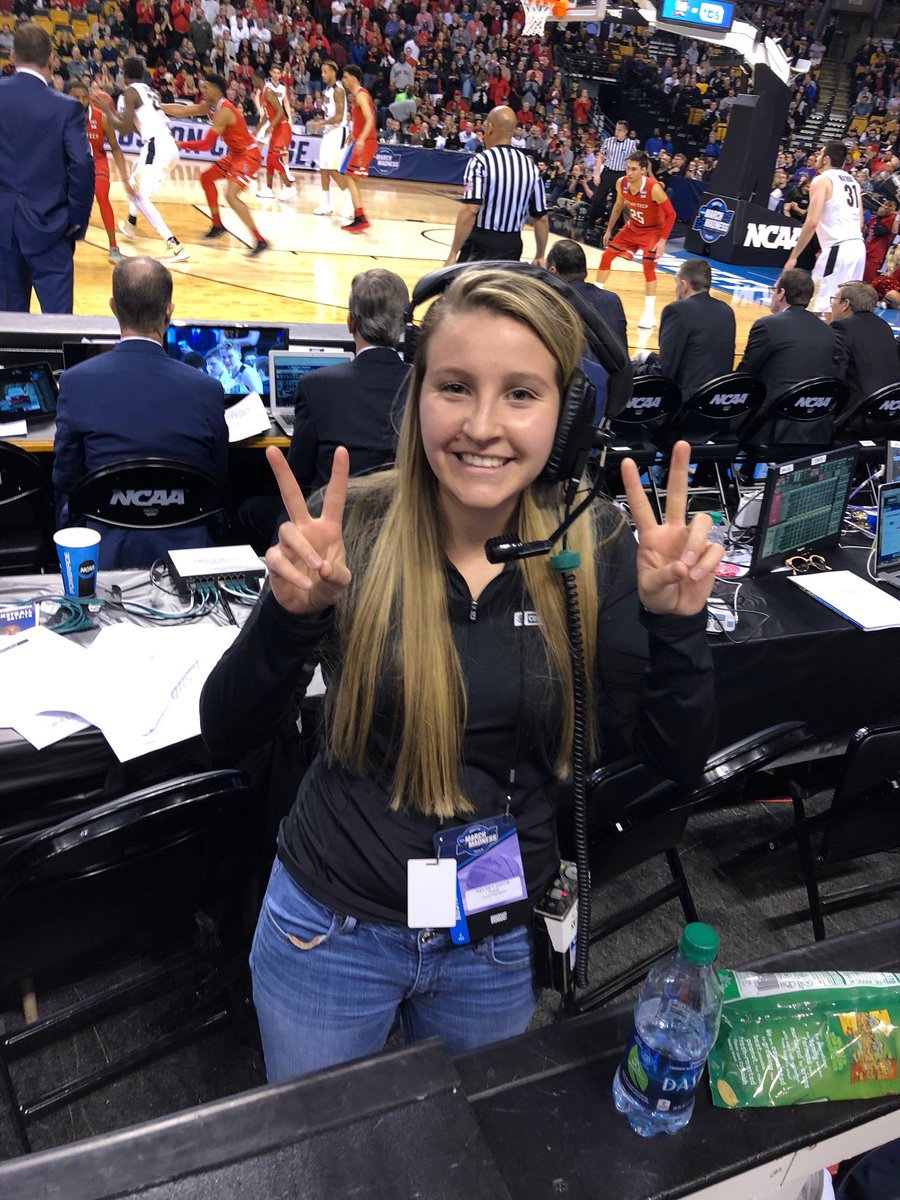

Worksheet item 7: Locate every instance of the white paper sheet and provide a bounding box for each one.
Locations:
[225,391,272,442]
[0,419,28,439]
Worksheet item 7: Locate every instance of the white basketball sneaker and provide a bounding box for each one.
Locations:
[312,201,333,215]
[256,186,277,198]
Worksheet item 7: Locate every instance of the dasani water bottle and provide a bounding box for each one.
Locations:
[612,923,723,1137]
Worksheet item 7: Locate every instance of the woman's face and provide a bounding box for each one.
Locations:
[418,310,561,531]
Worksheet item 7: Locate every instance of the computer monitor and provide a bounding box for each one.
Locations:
[887,440,900,485]
[61,341,118,370]
[164,323,289,400]
[749,446,859,577]
[0,361,58,423]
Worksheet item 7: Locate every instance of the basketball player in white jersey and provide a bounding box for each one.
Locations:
[307,59,353,219]
[784,141,865,317]
[91,58,188,261]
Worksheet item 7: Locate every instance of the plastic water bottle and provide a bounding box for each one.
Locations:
[706,511,728,547]
[612,923,723,1137]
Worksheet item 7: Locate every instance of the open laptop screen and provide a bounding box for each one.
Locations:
[749,446,858,576]
[268,348,354,412]
[164,324,288,400]
[876,482,900,573]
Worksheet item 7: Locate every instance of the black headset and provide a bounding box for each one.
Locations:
[402,262,632,485]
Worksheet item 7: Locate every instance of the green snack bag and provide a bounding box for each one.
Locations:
[708,970,900,1108]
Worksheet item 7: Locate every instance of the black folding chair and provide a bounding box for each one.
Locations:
[738,377,849,468]
[0,442,54,573]
[660,373,766,516]
[0,770,257,1153]
[597,375,682,520]
[69,458,227,532]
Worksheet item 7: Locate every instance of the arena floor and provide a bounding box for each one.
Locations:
[69,165,777,355]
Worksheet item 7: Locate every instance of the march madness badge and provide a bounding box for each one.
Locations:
[692,198,735,245]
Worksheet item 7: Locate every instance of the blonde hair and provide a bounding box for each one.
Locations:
[327,269,616,819]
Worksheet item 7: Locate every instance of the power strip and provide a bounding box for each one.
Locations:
[166,546,266,597]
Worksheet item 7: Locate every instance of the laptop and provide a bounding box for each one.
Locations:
[61,340,117,370]
[268,348,354,436]
[875,481,900,588]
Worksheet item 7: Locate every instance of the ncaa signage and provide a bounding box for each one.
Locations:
[743,223,801,250]
[111,489,186,507]
[372,147,402,176]
[691,198,735,245]
[709,392,748,408]
[628,395,663,411]
[794,397,831,410]
[685,194,812,268]
[880,399,900,412]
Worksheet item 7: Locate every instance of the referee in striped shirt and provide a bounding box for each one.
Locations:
[588,120,638,227]
[445,106,548,266]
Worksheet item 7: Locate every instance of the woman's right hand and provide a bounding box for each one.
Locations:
[264,446,352,616]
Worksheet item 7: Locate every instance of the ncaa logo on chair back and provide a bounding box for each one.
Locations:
[793,396,831,410]
[110,489,186,507]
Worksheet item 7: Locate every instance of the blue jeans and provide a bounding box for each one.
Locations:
[249,858,542,1083]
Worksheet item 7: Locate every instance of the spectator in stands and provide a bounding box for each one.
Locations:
[782,176,811,220]
[863,198,900,281]
[830,280,900,406]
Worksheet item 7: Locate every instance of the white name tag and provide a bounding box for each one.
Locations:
[407,858,457,928]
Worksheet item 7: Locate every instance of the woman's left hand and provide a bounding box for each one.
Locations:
[620,440,723,616]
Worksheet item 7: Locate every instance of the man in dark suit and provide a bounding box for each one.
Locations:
[656,258,736,403]
[830,279,900,407]
[0,23,94,313]
[287,268,411,494]
[546,238,626,424]
[53,257,229,568]
[738,268,846,457]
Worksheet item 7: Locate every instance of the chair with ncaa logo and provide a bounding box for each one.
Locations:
[596,376,681,520]
[737,377,849,470]
[68,458,228,569]
[832,380,900,445]
[655,373,766,517]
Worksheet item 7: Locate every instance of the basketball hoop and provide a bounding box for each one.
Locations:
[520,0,556,37]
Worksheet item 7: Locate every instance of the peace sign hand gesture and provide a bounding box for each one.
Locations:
[264,446,352,617]
[620,440,723,616]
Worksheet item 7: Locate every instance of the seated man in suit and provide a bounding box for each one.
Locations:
[633,258,736,435]
[287,267,411,495]
[830,279,900,408]
[546,238,627,424]
[237,268,411,550]
[738,268,847,461]
[53,257,228,568]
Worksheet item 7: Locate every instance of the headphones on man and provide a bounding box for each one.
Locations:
[402,262,632,485]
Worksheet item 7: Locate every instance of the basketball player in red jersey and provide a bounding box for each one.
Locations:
[339,65,377,234]
[252,67,295,200]
[597,150,676,329]
[163,73,268,256]
[69,81,136,264]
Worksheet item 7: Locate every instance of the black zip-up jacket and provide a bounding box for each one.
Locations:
[200,517,715,924]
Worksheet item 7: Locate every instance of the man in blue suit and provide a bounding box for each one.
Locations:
[0,23,94,313]
[53,257,229,567]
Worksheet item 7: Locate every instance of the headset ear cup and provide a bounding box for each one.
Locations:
[540,368,596,484]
